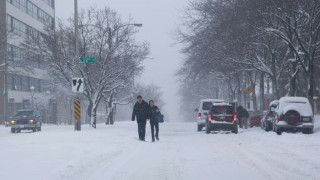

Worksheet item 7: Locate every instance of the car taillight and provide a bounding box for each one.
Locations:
[208,114,212,120]
[277,115,283,122]
[198,113,201,119]
[233,114,237,121]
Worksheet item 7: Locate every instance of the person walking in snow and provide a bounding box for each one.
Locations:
[237,105,249,129]
[132,95,150,141]
[148,100,160,142]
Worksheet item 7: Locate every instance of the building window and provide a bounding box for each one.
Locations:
[27,1,38,19]
[7,74,13,91]
[21,76,30,91]
[42,0,54,9]
[6,45,13,60]
[14,75,22,91]
[6,15,12,32]
[30,78,40,92]
[8,0,54,28]
[12,17,27,38]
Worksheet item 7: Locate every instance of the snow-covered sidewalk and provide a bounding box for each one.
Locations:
[0,117,320,180]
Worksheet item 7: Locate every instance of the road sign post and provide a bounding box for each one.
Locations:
[74,99,81,131]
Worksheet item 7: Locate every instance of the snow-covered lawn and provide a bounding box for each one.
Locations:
[1,117,320,180]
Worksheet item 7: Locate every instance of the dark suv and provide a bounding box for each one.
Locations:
[10,110,42,133]
[205,103,238,134]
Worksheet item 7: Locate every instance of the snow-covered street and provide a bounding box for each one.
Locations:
[1,117,320,180]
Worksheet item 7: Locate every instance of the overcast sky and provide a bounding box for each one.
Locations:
[55,0,187,121]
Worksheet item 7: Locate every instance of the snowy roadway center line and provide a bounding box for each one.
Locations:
[0,117,320,180]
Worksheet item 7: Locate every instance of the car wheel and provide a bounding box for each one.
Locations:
[232,125,238,134]
[38,125,41,132]
[264,122,270,132]
[205,123,210,134]
[276,127,282,135]
[302,128,313,134]
[11,128,15,133]
[33,128,37,132]
[17,129,21,133]
[197,125,202,132]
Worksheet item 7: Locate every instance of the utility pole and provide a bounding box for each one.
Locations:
[0,0,7,125]
[74,0,81,131]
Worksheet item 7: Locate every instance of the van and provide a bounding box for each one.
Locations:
[195,99,225,131]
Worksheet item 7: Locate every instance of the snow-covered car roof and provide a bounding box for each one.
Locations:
[212,102,231,106]
[269,100,279,107]
[200,99,225,103]
[278,97,313,117]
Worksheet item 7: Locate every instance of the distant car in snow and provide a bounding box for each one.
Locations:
[10,109,42,133]
[261,100,279,132]
[195,99,225,131]
[272,97,314,135]
[204,103,238,134]
[248,111,266,128]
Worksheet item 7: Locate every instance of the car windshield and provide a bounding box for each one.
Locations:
[212,106,233,114]
[202,102,213,110]
[14,111,34,117]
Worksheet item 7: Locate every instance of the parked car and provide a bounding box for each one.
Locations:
[261,100,279,132]
[272,97,314,135]
[248,111,266,128]
[204,103,238,134]
[195,99,225,131]
[10,109,42,133]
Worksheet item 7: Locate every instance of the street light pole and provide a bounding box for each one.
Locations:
[74,0,81,131]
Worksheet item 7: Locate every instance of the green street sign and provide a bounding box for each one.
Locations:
[80,57,96,63]
[0,90,5,95]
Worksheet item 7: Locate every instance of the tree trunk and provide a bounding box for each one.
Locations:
[249,72,257,111]
[271,53,280,100]
[237,75,242,106]
[86,101,93,124]
[260,73,265,110]
[289,59,297,96]
[90,103,98,128]
[307,63,314,114]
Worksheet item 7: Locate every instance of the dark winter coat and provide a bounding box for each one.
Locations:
[132,100,150,122]
[149,105,160,123]
[237,106,249,119]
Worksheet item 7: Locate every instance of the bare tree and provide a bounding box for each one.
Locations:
[25,6,149,128]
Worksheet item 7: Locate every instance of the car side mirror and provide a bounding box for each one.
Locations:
[270,107,275,112]
[194,108,199,112]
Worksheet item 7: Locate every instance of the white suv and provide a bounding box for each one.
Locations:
[273,97,314,135]
[195,99,225,131]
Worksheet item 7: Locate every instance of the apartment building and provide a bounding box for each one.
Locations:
[0,0,55,124]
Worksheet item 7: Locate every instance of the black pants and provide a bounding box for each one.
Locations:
[137,119,147,140]
[150,122,159,139]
